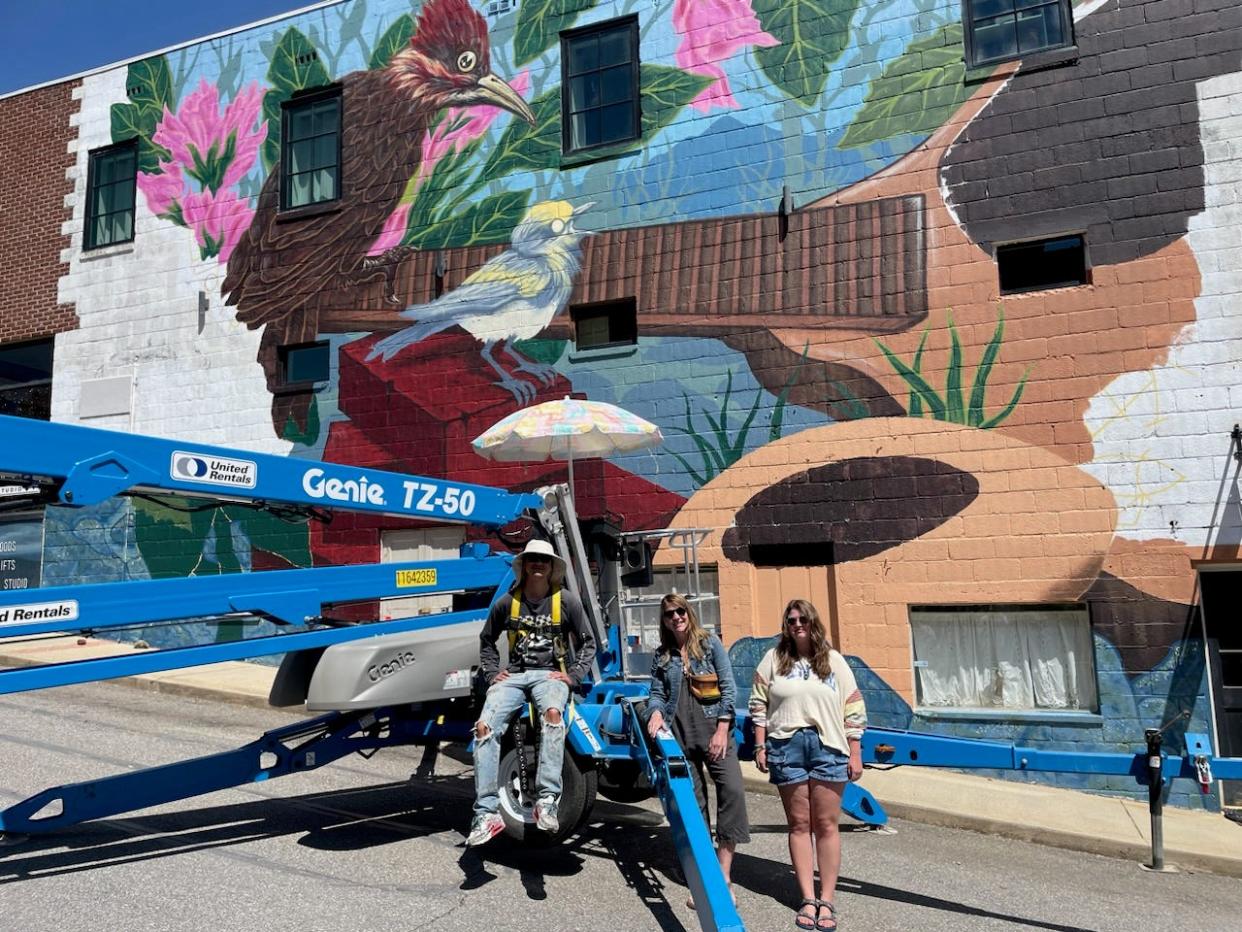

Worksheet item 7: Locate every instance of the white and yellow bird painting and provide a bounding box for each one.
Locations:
[367,200,593,402]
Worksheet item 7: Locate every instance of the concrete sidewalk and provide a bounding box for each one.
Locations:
[3,635,1239,877]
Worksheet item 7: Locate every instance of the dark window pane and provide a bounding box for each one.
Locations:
[599,65,633,105]
[282,342,330,384]
[599,103,635,145]
[567,35,598,75]
[314,100,339,134]
[1017,5,1065,52]
[597,27,632,68]
[571,298,637,350]
[569,73,600,111]
[289,106,314,140]
[313,167,337,202]
[997,235,1087,293]
[0,340,53,421]
[571,110,601,150]
[314,136,336,171]
[973,17,1018,63]
[973,0,1016,18]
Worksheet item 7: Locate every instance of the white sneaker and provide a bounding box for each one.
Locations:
[533,797,560,833]
[466,812,505,847]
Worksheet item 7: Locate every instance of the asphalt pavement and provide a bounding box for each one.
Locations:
[1,680,1240,932]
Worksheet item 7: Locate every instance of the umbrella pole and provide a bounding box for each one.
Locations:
[566,448,575,502]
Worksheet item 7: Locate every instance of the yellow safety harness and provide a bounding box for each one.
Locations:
[508,587,567,674]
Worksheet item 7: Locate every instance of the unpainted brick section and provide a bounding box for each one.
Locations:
[0,82,80,342]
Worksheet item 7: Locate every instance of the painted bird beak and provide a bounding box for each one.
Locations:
[572,202,595,215]
[475,72,536,125]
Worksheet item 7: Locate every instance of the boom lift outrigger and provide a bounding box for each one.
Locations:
[1,415,1240,925]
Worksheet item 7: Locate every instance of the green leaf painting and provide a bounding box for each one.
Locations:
[412,190,533,250]
[753,0,860,106]
[369,15,414,70]
[840,24,969,149]
[514,0,597,67]
[261,28,332,171]
[476,85,564,182]
[110,57,175,174]
[639,65,714,138]
[876,306,1029,429]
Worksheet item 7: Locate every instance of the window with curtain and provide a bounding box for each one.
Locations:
[910,604,1098,712]
[281,89,341,210]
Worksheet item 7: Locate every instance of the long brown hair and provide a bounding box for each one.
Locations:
[775,599,833,679]
[657,593,709,662]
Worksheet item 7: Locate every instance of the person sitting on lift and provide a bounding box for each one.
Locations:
[467,538,596,846]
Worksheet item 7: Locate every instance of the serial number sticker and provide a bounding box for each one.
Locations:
[395,568,437,588]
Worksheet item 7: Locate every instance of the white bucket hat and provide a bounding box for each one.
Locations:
[513,538,567,587]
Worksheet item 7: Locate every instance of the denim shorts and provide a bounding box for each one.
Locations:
[766,727,850,785]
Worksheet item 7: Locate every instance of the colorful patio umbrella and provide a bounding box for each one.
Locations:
[472,397,664,495]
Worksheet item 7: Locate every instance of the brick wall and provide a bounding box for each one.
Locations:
[0,82,80,342]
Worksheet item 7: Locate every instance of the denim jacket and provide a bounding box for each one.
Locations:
[646,633,737,725]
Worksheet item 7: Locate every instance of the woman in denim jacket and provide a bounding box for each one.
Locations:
[646,593,750,908]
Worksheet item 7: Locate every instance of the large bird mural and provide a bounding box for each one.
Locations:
[222,0,535,435]
[367,200,592,403]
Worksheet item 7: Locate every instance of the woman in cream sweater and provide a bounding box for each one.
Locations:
[750,599,866,932]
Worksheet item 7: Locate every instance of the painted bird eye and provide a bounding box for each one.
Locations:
[550,219,566,235]
[457,50,477,73]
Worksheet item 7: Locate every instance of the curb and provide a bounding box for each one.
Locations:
[0,652,278,712]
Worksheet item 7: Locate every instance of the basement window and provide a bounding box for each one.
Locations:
[572,298,638,351]
[996,234,1088,294]
[278,340,330,391]
[0,339,53,421]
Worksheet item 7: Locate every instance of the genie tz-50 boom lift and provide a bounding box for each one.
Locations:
[1,415,1240,927]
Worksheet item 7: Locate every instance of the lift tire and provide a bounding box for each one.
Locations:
[497,743,597,845]
[596,759,654,804]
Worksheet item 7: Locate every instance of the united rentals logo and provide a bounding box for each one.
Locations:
[0,599,79,625]
[170,451,257,489]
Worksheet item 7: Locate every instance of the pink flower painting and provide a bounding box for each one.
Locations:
[136,79,266,263]
[673,0,779,113]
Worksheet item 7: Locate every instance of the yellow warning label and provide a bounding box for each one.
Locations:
[396,568,437,588]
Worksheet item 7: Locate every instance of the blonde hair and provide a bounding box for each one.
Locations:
[775,598,833,679]
[657,593,709,662]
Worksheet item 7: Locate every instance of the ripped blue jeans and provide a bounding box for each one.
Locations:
[473,670,569,819]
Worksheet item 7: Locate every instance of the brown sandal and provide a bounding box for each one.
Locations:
[816,899,838,931]
[795,897,818,930]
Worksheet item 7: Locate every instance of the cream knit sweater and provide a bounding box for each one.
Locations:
[749,648,867,754]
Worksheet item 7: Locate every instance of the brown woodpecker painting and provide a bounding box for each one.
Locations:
[222,0,535,437]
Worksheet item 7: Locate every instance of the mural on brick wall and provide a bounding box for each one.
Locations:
[47,0,1242,804]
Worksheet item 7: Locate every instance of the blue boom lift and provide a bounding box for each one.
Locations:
[0,415,1238,928]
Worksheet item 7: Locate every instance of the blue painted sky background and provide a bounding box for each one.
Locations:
[0,0,323,96]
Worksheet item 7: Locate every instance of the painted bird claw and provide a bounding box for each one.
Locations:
[509,358,559,386]
[494,374,538,405]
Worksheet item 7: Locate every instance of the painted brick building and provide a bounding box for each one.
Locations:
[0,0,1239,810]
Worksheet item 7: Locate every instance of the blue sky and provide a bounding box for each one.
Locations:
[0,0,318,96]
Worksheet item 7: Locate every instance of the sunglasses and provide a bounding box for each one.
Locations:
[662,606,688,621]
[523,555,552,565]
[785,615,810,627]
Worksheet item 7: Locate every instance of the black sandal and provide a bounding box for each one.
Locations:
[815,899,838,931]
[795,897,818,930]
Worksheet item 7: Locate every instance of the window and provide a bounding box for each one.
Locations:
[0,339,53,421]
[85,141,137,249]
[282,89,341,210]
[561,17,640,154]
[910,605,1097,713]
[964,0,1073,68]
[996,234,1088,293]
[571,298,637,350]
[278,341,330,390]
